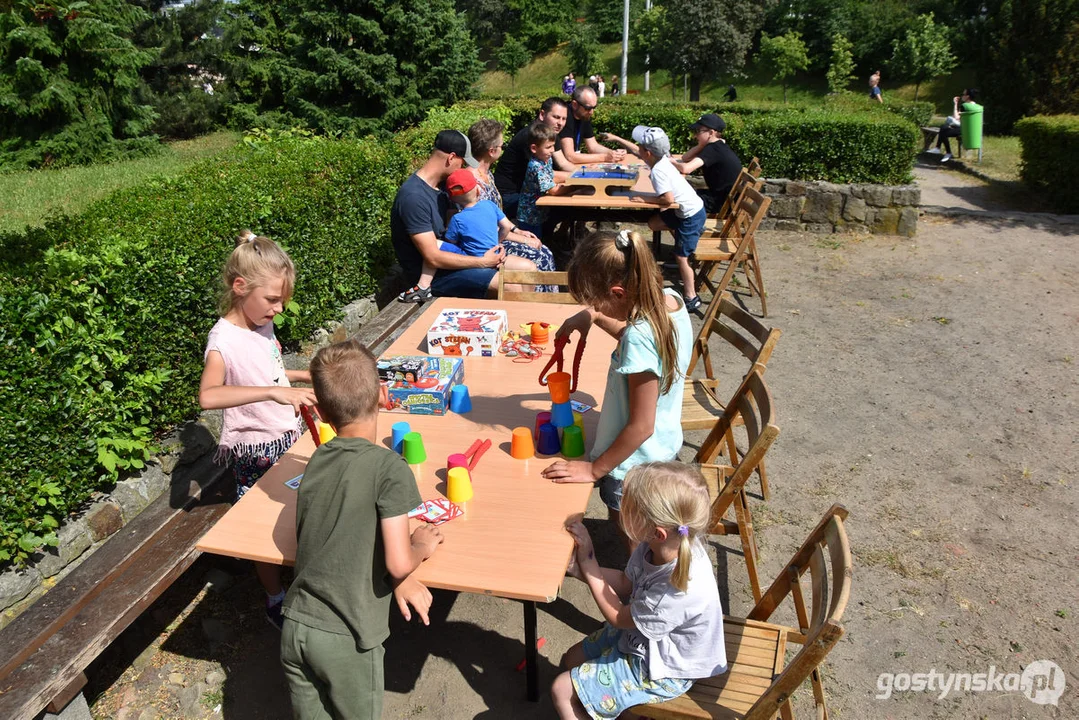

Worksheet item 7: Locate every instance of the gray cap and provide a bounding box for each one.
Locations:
[434,129,478,168]
[631,125,671,157]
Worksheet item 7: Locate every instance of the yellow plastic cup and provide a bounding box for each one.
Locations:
[446,466,474,504]
[318,422,337,445]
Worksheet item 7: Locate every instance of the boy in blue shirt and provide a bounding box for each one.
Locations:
[517,122,574,238]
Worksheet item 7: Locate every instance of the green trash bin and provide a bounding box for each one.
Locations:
[960,102,984,152]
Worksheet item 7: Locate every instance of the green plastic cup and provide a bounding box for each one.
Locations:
[561,425,585,458]
[402,431,427,464]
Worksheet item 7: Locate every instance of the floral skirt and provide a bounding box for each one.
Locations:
[501,240,557,292]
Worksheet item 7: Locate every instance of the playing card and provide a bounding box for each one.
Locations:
[284,475,303,490]
[570,400,593,413]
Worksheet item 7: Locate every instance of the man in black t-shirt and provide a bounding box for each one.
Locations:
[558,87,625,166]
[494,97,572,219]
[672,113,743,214]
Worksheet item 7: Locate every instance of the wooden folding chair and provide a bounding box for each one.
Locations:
[496,269,574,304]
[633,504,853,720]
[694,369,779,601]
[695,185,771,316]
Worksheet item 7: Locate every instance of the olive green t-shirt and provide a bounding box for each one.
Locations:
[282,436,421,649]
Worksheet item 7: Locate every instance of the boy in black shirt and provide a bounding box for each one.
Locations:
[672,113,743,214]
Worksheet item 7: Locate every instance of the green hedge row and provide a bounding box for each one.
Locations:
[450,96,918,184]
[1015,115,1079,214]
[0,134,409,565]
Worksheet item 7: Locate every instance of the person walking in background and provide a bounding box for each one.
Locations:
[611,75,620,96]
[597,75,606,98]
[723,84,737,102]
[562,73,576,96]
[869,71,883,103]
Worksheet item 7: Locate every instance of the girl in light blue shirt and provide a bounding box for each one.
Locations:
[541,230,692,553]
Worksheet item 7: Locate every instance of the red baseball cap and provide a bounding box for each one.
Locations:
[446,169,478,197]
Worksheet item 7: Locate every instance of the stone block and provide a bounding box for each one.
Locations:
[768,195,805,219]
[758,218,777,231]
[802,192,843,224]
[892,186,921,206]
[805,223,835,234]
[159,453,179,474]
[897,207,919,237]
[0,568,41,611]
[785,181,806,196]
[85,501,123,542]
[838,223,870,235]
[34,520,93,578]
[775,220,803,232]
[842,196,867,223]
[140,462,169,500]
[848,185,864,199]
[817,182,850,196]
[863,186,893,207]
[871,208,900,235]
[763,183,785,195]
[113,478,151,522]
[43,691,92,720]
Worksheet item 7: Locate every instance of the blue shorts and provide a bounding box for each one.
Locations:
[570,624,693,720]
[658,207,707,257]
[430,267,496,298]
[437,240,465,255]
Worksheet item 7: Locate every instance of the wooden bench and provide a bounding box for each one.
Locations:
[0,299,423,720]
[920,125,964,156]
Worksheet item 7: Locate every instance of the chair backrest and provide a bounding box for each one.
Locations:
[746,156,762,178]
[715,166,764,222]
[689,292,781,380]
[497,269,574,304]
[695,368,778,469]
[742,504,853,720]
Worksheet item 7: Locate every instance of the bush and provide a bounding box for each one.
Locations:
[0,134,409,566]
[1016,115,1079,214]
[825,92,933,128]
[729,110,919,184]
[395,104,515,167]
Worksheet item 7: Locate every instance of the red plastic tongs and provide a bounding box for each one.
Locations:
[537,332,587,391]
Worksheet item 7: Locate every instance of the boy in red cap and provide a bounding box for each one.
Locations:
[408,168,559,295]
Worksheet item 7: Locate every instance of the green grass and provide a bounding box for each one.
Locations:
[0,131,241,233]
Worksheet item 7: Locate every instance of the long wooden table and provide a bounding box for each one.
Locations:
[197,297,616,701]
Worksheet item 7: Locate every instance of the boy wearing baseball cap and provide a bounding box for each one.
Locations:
[408,169,556,295]
[631,125,707,311]
[672,113,743,214]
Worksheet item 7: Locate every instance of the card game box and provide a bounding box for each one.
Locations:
[426,309,509,357]
[377,355,464,415]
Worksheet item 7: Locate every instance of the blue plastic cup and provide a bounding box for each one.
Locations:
[449,384,472,413]
[391,421,411,454]
[537,422,562,455]
[550,400,574,428]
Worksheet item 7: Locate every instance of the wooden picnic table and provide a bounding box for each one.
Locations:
[197,297,618,702]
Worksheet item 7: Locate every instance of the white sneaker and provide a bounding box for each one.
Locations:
[941,153,953,163]
[926,147,942,155]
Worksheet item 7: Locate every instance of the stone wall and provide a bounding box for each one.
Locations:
[760,179,921,237]
[0,297,378,626]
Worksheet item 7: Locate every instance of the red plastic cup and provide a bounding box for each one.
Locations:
[534,411,552,442]
[447,453,469,470]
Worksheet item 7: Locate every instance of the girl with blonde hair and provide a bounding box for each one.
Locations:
[552,462,727,719]
[199,229,317,628]
[542,230,692,550]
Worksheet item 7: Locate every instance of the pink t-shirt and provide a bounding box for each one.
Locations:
[205,318,301,461]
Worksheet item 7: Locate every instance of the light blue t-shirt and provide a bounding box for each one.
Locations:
[444,200,505,257]
[590,289,692,479]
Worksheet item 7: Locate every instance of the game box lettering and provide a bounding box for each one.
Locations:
[377,355,465,415]
[426,309,509,357]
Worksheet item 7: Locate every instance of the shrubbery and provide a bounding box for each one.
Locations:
[0,134,409,565]
[1015,115,1079,214]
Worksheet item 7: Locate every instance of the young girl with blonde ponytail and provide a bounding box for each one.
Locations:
[541,229,692,550]
[552,462,727,720]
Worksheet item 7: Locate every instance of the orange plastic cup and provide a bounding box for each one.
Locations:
[511,426,535,459]
[546,371,571,403]
[530,322,550,345]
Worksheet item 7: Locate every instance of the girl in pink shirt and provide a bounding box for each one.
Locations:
[199,230,317,628]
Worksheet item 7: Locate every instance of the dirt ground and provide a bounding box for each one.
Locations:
[84,212,1078,720]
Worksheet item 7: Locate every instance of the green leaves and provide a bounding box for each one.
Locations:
[759,31,810,103]
[1016,114,1079,213]
[889,13,955,102]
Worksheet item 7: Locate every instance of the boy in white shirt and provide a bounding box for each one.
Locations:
[629,125,707,310]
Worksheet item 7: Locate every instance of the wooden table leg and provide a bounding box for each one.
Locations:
[653,229,662,257]
[524,600,538,701]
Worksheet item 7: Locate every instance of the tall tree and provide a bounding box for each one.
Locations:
[586,0,646,43]
[636,0,765,102]
[457,0,515,55]
[980,0,1079,130]
[826,33,857,94]
[506,0,574,54]
[496,34,530,90]
[222,0,482,134]
[759,30,809,103]
[566,22,602,79]
[889,12,955,101]
[0,0,157,169]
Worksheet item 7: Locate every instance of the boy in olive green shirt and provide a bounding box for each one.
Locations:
[281,340,443,720]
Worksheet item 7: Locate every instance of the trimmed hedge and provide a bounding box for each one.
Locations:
[0,135,409,565]
[1015,115,1079,214]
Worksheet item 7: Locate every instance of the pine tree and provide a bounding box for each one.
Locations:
[0,0,158,169]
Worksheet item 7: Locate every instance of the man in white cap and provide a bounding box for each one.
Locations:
[630,125,707,311]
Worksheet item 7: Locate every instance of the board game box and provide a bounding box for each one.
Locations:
[377,355,464,415]
[426,309,509,357]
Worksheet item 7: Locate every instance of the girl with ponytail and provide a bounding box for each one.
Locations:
[541,229,693,551]
[552,462,727,720]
